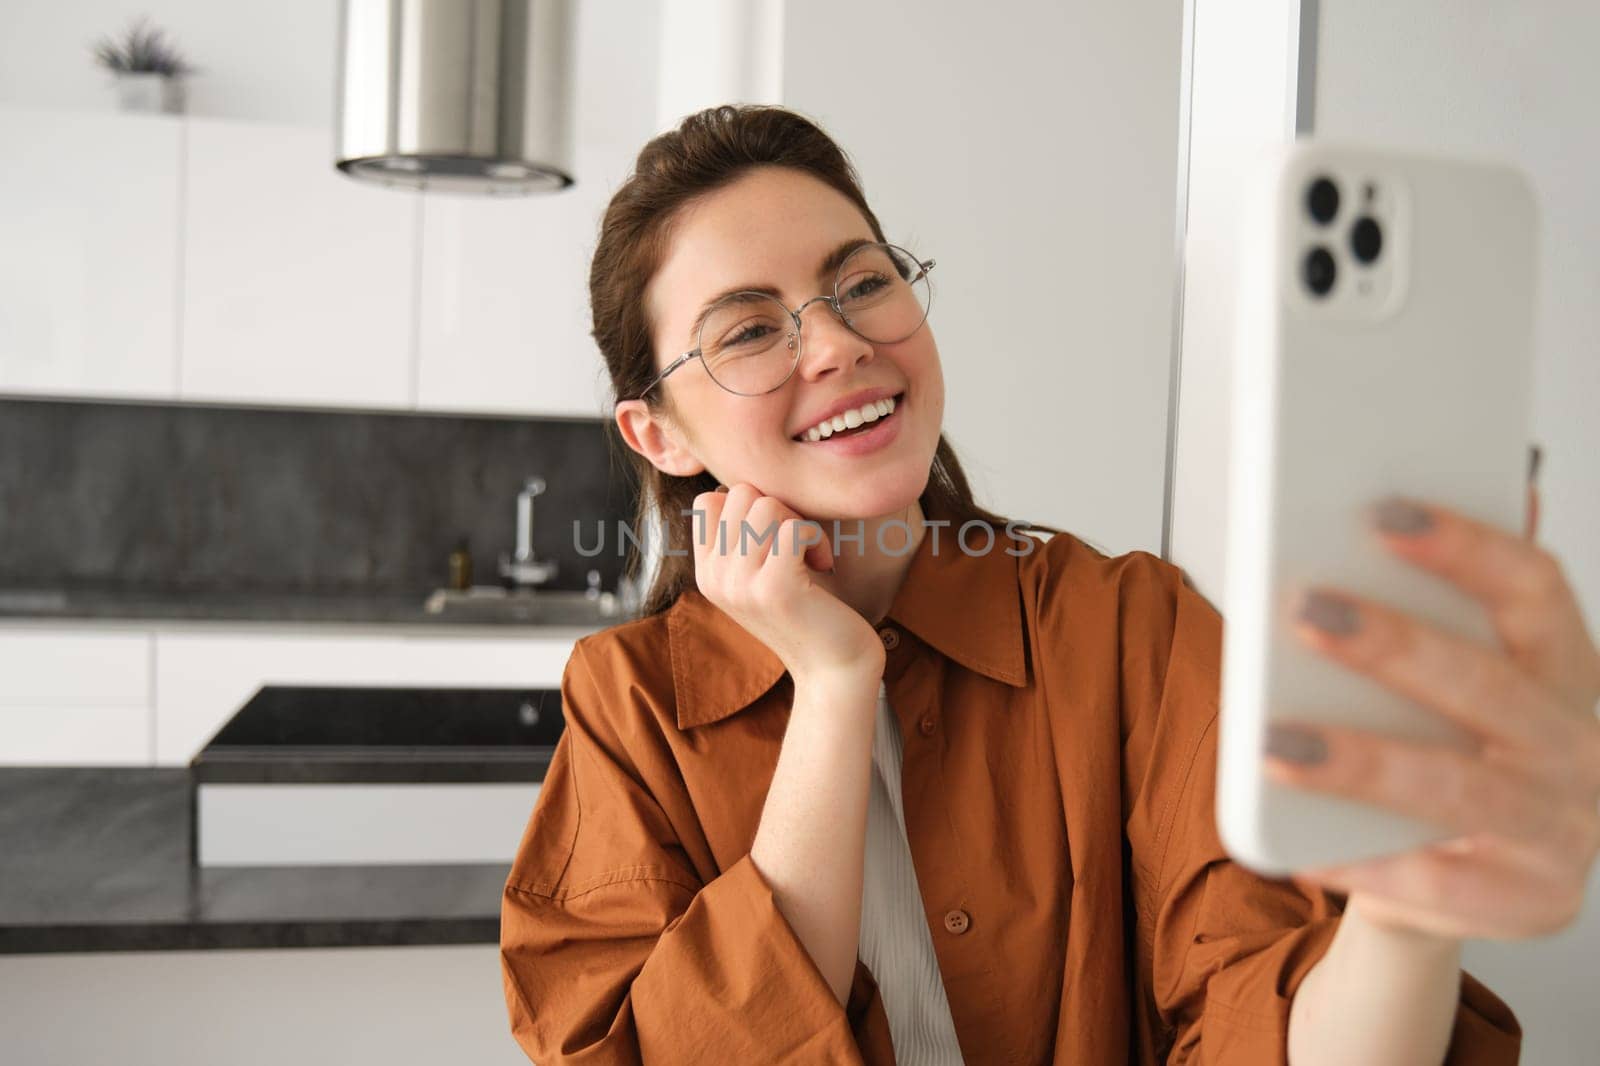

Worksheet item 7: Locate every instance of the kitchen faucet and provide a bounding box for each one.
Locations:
[498,476,559,589]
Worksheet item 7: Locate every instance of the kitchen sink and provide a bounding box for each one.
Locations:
[0,590,68,611]
[422,586,624,625]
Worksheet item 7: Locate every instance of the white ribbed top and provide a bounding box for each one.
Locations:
[858,680,967,1065]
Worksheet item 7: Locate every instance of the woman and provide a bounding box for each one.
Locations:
[500,105,1600,1064]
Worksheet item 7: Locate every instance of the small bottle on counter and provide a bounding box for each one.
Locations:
[448,537,473,590]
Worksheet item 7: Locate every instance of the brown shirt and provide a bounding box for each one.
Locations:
[500,512,1521,1064]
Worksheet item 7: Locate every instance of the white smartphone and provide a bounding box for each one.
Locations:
[1216,139,1540,877]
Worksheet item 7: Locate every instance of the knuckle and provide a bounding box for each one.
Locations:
[1524,552,1567,602]
[1340,735,1384,792]
[1491,766,1548,843]
[1483,656,1526,712]
[1432,753,1475,828]
[1548,879,1586,934]
[1461,648,1512,709]
[1366,611,1416,673]
[1562,808,1600,864]
[1407,854,1451,903]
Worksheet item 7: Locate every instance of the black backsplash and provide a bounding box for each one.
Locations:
[0,398,639,596]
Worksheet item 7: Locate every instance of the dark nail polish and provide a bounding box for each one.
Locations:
[1297,590,1360,635]
[1265,723,1328,765]
[1375,498,1434,535]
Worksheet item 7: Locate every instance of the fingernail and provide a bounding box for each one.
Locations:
[1265,723,1328,765]
[715,485,729,493]
[1297,589,1360,635]
[1374,498,1434,536]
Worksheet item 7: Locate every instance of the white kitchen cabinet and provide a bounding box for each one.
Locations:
[0,627,153,764]
[153,628,580,766]
[414,185,610,418]
[1,946,529,1066]
[0,104,181,400]
[178,117,418,410]
[0,628,151,706]
[0,707,151,765]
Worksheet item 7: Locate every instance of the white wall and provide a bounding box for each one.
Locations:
[1175,4,1599,1063]
[0,0,338,125]
[782,0,1186,556]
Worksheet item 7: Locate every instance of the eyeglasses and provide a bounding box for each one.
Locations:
[636,241,936,400]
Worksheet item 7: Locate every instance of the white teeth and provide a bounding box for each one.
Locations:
[796,394,900,442]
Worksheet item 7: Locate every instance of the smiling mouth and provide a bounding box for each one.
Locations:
[793,391,905,443]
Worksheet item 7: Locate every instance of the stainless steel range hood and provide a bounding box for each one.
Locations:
[336,0,575,195]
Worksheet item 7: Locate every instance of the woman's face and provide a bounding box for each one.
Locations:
[615,165,945,522]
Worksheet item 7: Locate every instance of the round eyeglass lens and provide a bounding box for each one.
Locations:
[699,293,796,396]
[835,242,933,344]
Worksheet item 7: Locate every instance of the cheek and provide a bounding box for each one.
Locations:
[700,400,786,460]
[906,338,945,419]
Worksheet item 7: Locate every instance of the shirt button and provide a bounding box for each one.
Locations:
[943,909,971,935]
[917,715,936,737]
[877,626,900,650]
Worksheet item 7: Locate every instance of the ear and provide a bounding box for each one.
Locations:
[615,399,707,479]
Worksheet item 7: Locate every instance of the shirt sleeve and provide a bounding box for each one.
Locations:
[1117,553,1523,1065]
[499,637,870,1065]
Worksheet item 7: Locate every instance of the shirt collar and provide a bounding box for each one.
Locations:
[668,503,1030,730]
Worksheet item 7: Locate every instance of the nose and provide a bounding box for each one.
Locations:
[793,296,873,381]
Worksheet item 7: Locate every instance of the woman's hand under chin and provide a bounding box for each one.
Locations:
[692,482,885,686]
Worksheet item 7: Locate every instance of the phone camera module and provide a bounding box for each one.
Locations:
[1350,217,1383,264]
[1303,246,1337,297]
[1306,176,1340,225]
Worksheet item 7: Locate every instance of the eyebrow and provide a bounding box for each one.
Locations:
[685,238,874,349]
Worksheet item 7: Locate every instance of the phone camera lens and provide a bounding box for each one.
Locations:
[1350,217,1383,264]
[1303,247,1336,297]
[1306,176,1340,225]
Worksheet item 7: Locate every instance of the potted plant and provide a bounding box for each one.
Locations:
[90,17,196,115]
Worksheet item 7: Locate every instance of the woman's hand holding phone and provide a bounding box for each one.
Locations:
[1262,492,1600,942]
[691,482,886,686]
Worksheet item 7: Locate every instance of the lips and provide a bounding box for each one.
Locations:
[792,391,905,443]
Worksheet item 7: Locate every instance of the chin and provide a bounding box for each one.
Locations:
[798,464,932,524]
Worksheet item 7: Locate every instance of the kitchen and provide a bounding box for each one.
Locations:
[3,1,1598,1064]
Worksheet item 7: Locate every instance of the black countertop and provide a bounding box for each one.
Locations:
[0,586,625,628]
[0,768,521,954]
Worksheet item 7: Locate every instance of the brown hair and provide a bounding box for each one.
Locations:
[590,104,1062,617]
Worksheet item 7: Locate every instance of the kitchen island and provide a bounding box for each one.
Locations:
[0,767,514,954]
